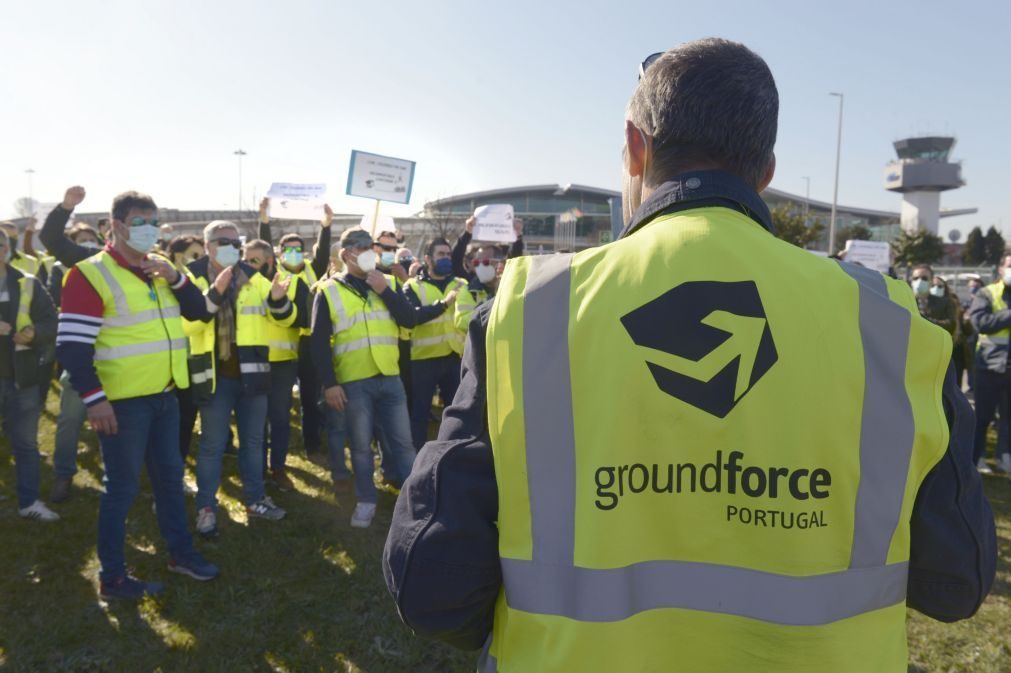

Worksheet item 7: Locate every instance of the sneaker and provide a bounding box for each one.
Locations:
[18,500,60,522]
[196,506,218,537]
[350,502,377,529]
[51,477,73,504]
[271,468,294,492]
[332,478,354,496]
[247,496,286,521]
[998,454,1011,474]
[977,458,993,474]
[168,552,220,581]
[100,575,164,600]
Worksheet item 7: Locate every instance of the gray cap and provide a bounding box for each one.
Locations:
[340,228,374,249]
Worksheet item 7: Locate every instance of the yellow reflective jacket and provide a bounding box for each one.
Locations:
[319,274,400,384]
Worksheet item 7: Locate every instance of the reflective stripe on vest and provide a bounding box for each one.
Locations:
[977,281,1010,352]
[267,274,301,362]
[76,252,189,400]
[13,275,35,351]
[499,255,914,626]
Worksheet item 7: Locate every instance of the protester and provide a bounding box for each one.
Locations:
[57,190,219,598]
[451,215,525,279]
[157,224,174,252]
[310,228,421,528]
[0,222,43,282]
[259,198,332,464]
[969,253,1011,473]
[454,243,505,334]
[167,235,204,272]
[403,239,463,450]
[910,265,956,336]
[963,275,983,391]
[0,228,59,521]
[186,220,295,536]
[385,39,996,672]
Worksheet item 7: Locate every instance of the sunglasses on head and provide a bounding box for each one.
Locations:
[639,52,663,80]
[129,216,159,227]
[212,238,242,249]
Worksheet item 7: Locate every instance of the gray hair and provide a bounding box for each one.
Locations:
[203,220,239,242]
[627,38,778,189]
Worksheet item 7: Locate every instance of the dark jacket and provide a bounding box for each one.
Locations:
[258,220,331,282]
[969,283,1011,374]
[1,267,57,389]
[917,294,957,337]
[384,172,998,651]
[39,205,94,267]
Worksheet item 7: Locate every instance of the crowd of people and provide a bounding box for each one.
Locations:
[0,184,522,599]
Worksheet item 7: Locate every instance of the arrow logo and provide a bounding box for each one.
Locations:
[621,281,778,418]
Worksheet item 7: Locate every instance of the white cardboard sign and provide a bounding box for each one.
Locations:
[473,204,516,243]
[346,150,416,205]
[266,182,327,221]
[843,239,890,273]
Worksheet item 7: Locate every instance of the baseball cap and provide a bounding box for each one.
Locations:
[340,228,374,249]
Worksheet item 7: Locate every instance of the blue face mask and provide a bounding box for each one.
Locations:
[433,257,453,277]
[970,286,980,295]
[282,250,304,268]
[215,245,240,267]
[380,251,397,268]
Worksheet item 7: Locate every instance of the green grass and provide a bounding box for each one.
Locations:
[0,388,1008,672]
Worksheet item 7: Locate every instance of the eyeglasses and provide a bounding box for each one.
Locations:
[281,246,303,254]
[375,243,399,252]
[473,258,503,267]
[212,238,242,249]
[639,52,663,80]
[246,257,265,267]
[129,216,160,227]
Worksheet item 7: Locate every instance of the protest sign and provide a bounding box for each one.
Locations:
[266,183,327,221]
[473,204,516,243]
[346,150,415,205]
[843,239,890,273]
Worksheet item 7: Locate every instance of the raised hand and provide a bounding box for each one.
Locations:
[259,197,270,224]
[270,272,291,300]
[322,204,334,228]
[62,185,86,210]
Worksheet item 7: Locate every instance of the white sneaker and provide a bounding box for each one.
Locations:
[196,506,217,536]
[350,502,377,529]
[997,454,1011,474]
[977,458,993,474]
[18,500,60,522]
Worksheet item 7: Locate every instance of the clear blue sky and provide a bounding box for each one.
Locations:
[2,0,1009,238]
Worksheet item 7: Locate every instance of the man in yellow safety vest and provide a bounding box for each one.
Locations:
[384,38,997,673]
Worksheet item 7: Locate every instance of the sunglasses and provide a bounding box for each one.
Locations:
[473,258,503,267]
[282,246,303,254]
[129,217,160,227]
[375,243,399,252]
[212,238,242,249]
[639,52,663,80]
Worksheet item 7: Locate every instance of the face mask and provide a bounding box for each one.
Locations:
[81,241,100,250]
[282,250,304,268]
[1003,269,1011,286]
[910,279,929,297]
[215,245,240,267]
[125,224,160,254]
[928,286,945,298]
[475,264,497,284]
[259,264,273,278]
[433,257,453,276]
[380,251,397,268]
[970,286,980,295]
[355,249,377,273]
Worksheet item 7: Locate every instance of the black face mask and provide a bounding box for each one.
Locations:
[400,259,414,273]
[259,264,273,278]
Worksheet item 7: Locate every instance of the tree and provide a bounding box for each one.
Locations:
[771,203,825,250]
[962,226,986,265]
[419,195,465,248]
[983,226,1006,266]
[891,229,945,268]
[12,197,34,218]
[834,224,872,254]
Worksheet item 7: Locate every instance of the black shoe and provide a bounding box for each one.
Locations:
[51,477,72,504]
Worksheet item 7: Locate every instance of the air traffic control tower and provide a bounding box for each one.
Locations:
[884,136,963,234]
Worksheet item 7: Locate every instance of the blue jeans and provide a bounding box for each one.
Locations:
[53,370,87,479]
[265,360,297,471]
[96,392,194,582]
[323,403,352,482]
[0,379,41,508]
[196,376,267,509]
[298,337,323,454]
[409,355,461,450]
[344,376,415,503]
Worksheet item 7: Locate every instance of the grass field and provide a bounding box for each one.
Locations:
[0,389,1008,672]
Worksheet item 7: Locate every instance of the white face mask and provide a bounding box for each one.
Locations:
[125,224,160,254]
[355,249,377,273]
[215,245,240,267]
[475,264,497,284]
[81,241,100,250]
[910,279,929,297]
[1003,268,1011,286]
[928,286,945,298]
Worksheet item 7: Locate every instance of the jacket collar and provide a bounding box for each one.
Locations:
[619,169,774,240]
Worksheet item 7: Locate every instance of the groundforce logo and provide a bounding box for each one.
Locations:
[621,281,778,418]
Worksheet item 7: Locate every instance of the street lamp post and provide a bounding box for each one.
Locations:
[233,149,247,220]
[25,168,35,213]
[829,92,844,254]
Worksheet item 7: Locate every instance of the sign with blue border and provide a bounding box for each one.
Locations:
[346,150,416,205]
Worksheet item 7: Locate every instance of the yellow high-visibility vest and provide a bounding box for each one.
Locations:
[454,284,490,335]
[278,262,318,337]
[9,252,40,278]
[404,276,467,360]
[184,268,295,399]
[976,280,1009,353]
[76,251,189,401]
[483,207,951,673]
[266,273,301,362]
[320,274,400,384]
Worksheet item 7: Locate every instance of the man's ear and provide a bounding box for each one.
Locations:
[757,153,776,192]
[625,120,649,179]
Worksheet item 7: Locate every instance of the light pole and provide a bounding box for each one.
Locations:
[829,92,844,254]
[25,168,35,214]
[233,149,247,219]
[801,175,810,226]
